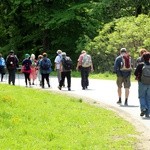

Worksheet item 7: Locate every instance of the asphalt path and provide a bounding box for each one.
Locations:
[2,73,150,146]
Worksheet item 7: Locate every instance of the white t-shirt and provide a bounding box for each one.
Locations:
[54,54,62,69]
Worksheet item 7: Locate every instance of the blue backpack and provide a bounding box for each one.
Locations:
[0,58,5,66]
[41,58,51,70]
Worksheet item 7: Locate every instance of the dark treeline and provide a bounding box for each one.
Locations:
[0,0,150,72]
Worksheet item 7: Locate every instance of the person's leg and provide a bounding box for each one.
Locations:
[8,70,11,84]
[138,82,147,116]
[85,67,90,88]
[124,76,131,105]
[145,85,150,117]
[41,73,45,88]
[59,72,65,90]
[66,71,71,90]
[57,69,61,83]
[24,73,28,86]
[81,67,86,89]
[12,69,16,85]
[45,73,50,87]
[116,76,123,103]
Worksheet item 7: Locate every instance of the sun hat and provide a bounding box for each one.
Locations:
[57,50,62,54]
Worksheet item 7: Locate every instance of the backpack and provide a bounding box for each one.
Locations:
[24,61,31,71]
[141,64,150,85]
[120,53,132,71]
[62,57,73,70]
[41,58,51,70]
[82,54,92,67]
[6,55,17,70]
[0,58,5,66]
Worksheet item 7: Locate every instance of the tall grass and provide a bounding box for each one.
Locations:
[0,84,138,149]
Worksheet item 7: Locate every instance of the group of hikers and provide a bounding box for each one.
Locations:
[114,48,150,118]
[0,48,150,118]
[0,49,94,90]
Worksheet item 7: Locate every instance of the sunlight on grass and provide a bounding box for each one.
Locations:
[0,84,138,149]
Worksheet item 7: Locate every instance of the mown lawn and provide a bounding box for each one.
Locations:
[0,84,138,150]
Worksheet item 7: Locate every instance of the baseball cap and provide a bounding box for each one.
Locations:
[120,48,127,53]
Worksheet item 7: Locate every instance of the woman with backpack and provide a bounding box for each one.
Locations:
[22,54,32,87]
[134,51,150,118]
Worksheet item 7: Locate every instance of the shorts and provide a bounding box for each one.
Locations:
[116,76,131,88]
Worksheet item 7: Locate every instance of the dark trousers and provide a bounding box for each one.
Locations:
[59,71,71,88]
[0,66,5,81]
[8,69,16,85]
[41,73,50,87]
[81,67,90,88]
[24,73,31,86]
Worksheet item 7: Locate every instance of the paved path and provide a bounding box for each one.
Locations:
[2,74,150,142]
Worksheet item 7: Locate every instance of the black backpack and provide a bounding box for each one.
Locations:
[62,57,73,70]
[7,55,17,70]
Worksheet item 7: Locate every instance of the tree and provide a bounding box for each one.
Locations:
[86,14,150,72]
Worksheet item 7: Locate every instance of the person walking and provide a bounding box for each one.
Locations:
[134,52,150,118]
[76,50,94,90]
[40,52,52,88]
[58,52,72,91]
[136,48,147,65]
[114,48,132,105]
[54,50,64,85]
[37,54,43,86]
[30,53,37,85]
[0,53,6,82]
[6,50,19,85]
[21,54,32,87]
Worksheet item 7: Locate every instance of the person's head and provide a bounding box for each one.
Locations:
[10,50,14,54]
[25,54,30,59]
[142,52,150,63]
[57,50,62,55]
[139,48,147,56]
[120,48,127,54]
[62,52,66,58]
[38,55,43,59]
[43,52,47,57]
[81,50,86,54]
[30,54,35,60]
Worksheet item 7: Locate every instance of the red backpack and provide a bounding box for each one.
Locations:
[120,53,132,71]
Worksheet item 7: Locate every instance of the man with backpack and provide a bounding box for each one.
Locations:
[58,52,72,91]
[76,50,94,90]
[6,50,19,85]
[114,48,132,105]
[40,52,52,88]
[134,52,150,118]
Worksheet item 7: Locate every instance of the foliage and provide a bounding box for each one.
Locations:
[0,84,138,149]
[86,14,150,72]
[0,0,150,70]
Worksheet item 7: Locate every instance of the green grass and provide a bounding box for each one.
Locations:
[0,84,138,149]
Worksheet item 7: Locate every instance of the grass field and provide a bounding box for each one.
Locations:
[0,84,138,149]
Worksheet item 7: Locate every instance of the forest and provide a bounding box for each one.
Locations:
[0,0,150,72]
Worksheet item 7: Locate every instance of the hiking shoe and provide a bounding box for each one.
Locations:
[68,88,71,91]
[117,100,122,104]
[124,100,128,106]
[58,86,61,90]
[140,109,146,116]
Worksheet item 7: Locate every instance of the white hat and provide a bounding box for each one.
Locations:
[57,50,62,54]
